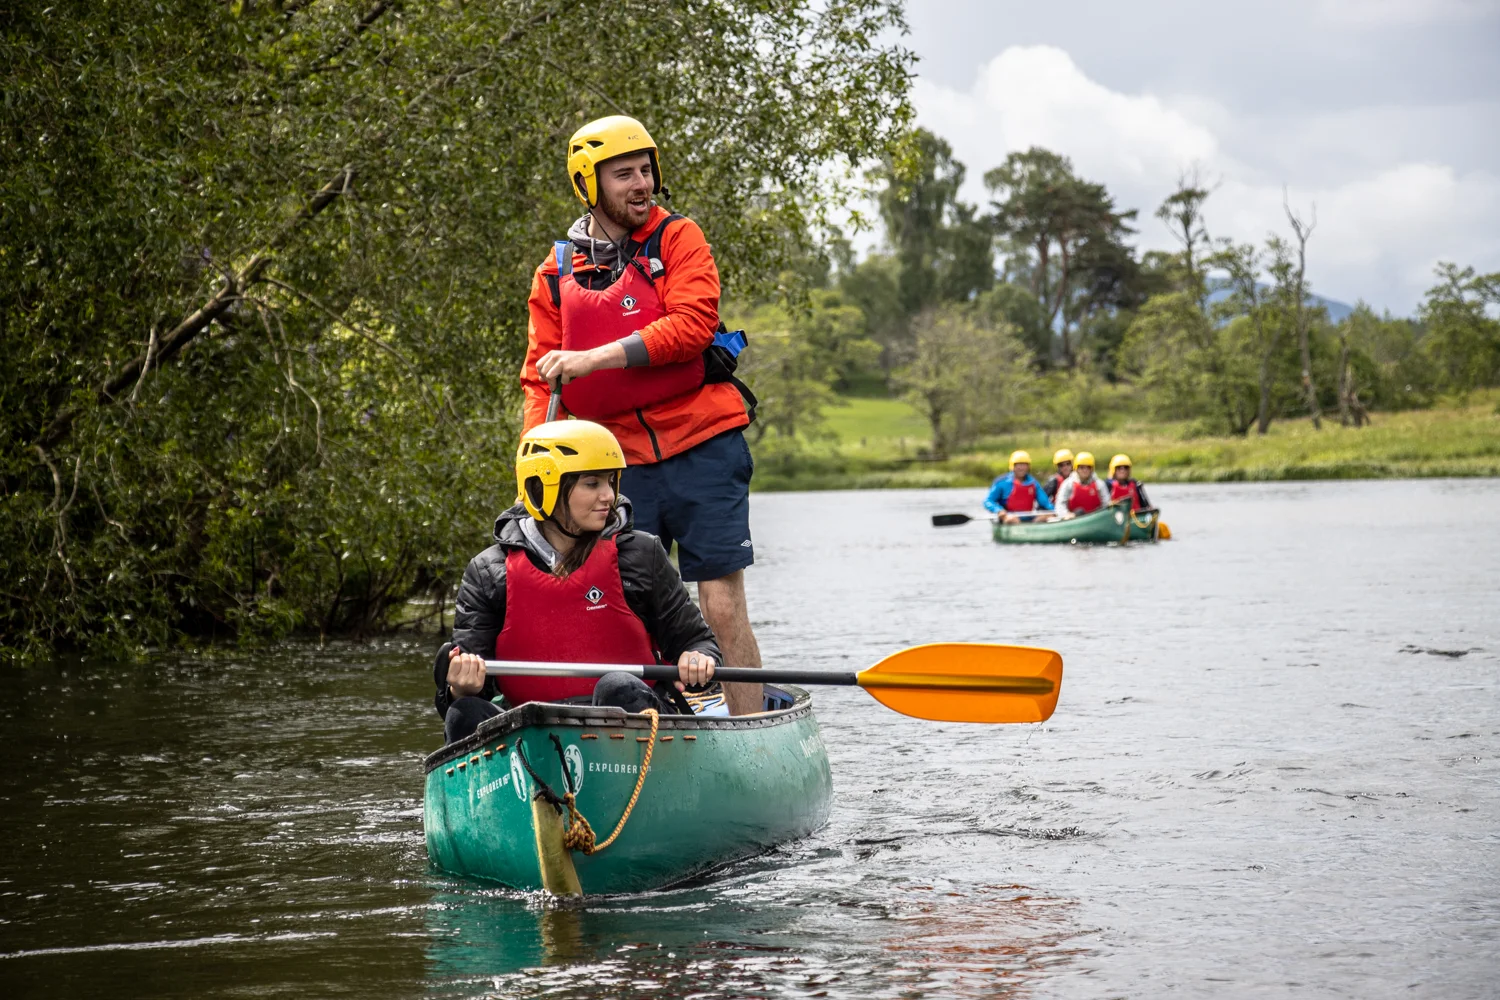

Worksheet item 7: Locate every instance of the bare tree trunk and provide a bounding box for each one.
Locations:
[1053,243,1073,367]
[1336,334,1353,427]
[1253,308,1281,435]
[1284,194,1321,430]
[1335,333,1371,428]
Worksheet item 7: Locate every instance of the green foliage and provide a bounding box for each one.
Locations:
[972,282,1050,361]
[730,290,880,444]
[984,146,1139,366]
[0,0,913,660]
[1419,262,1500,394]
[891,304,1035,456]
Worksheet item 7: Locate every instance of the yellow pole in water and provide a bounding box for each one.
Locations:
[531,797,583,897]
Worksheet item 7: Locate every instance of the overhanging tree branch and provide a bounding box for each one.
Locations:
[34,2,564,454]
[36,167,355,450]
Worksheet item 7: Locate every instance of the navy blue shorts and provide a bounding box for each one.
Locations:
[620,429,754,583]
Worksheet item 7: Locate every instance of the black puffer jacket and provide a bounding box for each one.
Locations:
[433,498,720,718]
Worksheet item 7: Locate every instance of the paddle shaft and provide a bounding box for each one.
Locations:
[483,659,856,686]
[481,659,1052,695]
[545,377,561,422]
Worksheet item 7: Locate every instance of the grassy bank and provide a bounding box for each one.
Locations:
[751,391,1500,491]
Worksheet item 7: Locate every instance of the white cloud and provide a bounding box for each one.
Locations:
[912,45,1500,313]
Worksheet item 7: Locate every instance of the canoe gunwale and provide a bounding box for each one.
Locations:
[422,684,813,774]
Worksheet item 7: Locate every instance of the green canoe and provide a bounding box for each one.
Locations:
[423,686,832,895]
[992,501,1160,544]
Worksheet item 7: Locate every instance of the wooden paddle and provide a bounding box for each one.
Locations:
[483,642,1062,724]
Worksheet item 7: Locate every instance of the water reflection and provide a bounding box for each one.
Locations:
[421,873,1080,999]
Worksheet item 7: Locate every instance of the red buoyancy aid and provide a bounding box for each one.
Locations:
[1069,478,1105,513]
[1109,478,1142,511]
[558,219,705,420]
[1005,477,1039,512]
[493,538,657,705]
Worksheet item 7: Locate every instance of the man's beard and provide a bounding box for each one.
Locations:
[596,189,650,232]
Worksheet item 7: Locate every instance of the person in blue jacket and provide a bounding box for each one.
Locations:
[983,450,1056,523]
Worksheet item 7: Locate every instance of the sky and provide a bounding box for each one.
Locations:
[896,0,1500,315]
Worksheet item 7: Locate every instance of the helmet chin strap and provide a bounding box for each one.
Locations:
[586,203,628,279]
[546,512,584,540]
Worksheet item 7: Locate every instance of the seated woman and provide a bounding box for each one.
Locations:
[435,419,719,745]
[1052,451,1108,517]
[1107,453,1153,511]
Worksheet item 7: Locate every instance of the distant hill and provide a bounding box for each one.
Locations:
[1205,279,1354,322]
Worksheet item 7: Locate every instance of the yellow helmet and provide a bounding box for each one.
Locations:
[567,115,662,208]
[1075,451,1095,469]
[1053,448,1074,466]
[1109,454,1132,477]
[516,420,626,521]
[1009,450,1031,469]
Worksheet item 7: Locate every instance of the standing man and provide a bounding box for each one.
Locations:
[521,115,762,715]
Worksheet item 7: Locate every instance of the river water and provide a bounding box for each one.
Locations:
[2,480,1497,998]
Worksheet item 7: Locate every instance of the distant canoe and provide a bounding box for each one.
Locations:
[423,687,832,895]
[993,502,1160,544]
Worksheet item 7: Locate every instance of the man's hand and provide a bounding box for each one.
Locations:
[537,342,626,384]
[675,649,715,691]
[447,646,487,699]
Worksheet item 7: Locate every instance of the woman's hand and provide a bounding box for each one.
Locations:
[675,649,716,691]
[447,646,487,698]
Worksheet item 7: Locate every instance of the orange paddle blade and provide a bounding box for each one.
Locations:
[855,642,1062,724]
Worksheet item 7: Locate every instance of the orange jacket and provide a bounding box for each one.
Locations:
[522,206,751,464]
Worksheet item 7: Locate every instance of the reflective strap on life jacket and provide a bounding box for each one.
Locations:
[493,538,657,706]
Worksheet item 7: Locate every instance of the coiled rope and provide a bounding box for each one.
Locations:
[522,708,659,855]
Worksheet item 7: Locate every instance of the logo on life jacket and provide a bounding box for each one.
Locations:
[620,294,639,315]
[584,585,605,607]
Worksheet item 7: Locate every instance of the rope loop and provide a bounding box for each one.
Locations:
[559,708,659,855]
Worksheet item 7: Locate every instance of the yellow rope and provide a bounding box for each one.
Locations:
[560,708,658,855]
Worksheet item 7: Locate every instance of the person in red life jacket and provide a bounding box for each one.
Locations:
[983,450,1056,523]
[1107,453,1153,511]
[1053,451,1109,516]
[521,115,763,715]
[434,420,722,746]
[1043,448,1074,502]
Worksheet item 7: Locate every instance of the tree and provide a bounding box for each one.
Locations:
[0,0,913,659]
[891,305,1035,457]
[1156,170,1216,310]
[984,147,1137,366]
[1213,238,1293,435]
[731,290,879,444]
[1119,291,1258,435]
[972,283,1050,361]
[1283,194,1323,429]
[1419,263,1500,394]
[870,129,994,315]
[848,129,995,368]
